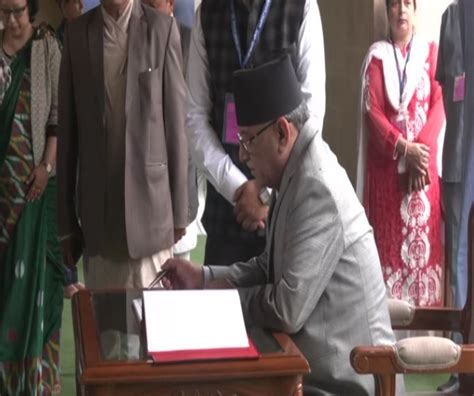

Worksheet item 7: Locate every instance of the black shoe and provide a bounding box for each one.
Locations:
[436,374,460,393]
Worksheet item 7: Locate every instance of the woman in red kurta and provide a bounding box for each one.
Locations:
[358,0,445,306]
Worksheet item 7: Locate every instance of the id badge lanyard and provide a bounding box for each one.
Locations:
[228,0,273,238]
[392,36,413,118]
[392,36,413,174]
[392,36,413,138]
[230,0,273,69]
[223,0,272,147]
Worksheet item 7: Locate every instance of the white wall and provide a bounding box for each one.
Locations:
[416,0,453,41]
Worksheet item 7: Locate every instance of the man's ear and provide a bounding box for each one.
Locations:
[276,117,291,152]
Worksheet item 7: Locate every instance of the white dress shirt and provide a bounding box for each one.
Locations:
[186,0,326,204]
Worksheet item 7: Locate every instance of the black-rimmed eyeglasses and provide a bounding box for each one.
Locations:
[237,120,275,153]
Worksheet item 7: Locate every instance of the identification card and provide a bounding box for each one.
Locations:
[222,93,239,145]
[453,74,465,102]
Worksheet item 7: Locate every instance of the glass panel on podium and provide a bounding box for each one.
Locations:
[90,290,282,363]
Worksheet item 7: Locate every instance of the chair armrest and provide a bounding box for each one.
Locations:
[388,299,462,331]
[351,341,474,375]
[394,337,460,370]
[351,342,474,396]
[387,299,415,327]
[401,307,463,331]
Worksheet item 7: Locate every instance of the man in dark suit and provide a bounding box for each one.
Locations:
[436,0,474,391]
[55,0,86,299]
[436,0,465,319]
[56,0,84,44]
[57,0,188,288]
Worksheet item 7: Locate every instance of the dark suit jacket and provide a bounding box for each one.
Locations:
[57,1,188,259]
[436,0,465,183]
[461,1,474,196]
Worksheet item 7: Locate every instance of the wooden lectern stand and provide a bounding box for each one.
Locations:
[72,289,310,396]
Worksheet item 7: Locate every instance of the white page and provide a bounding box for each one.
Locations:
[143,289,249,353]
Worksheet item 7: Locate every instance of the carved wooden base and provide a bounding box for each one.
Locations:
[80,376,304,396]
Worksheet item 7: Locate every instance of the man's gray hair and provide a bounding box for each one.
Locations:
[284,101,310,131]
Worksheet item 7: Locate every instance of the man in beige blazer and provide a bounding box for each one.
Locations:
[57,0,188,288]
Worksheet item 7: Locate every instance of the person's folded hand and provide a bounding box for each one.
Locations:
[407,166,430,193]
[174,228,186,243]
[233,180,268,231]
[406,142,430,174]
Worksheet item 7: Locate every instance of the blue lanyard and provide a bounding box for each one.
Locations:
[230,0,272,69]
[392,36,413,105]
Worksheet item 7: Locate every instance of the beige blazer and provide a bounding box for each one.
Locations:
[0,29,60,168]
[57,2,188,259]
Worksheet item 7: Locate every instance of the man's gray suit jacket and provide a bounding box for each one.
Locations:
[57,2,188,259]
[210,119,397,395]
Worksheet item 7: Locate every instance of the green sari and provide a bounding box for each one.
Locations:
[0,34,64,395]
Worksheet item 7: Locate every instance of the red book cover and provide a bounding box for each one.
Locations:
[150,336,259,363]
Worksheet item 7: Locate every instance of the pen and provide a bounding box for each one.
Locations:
[148,269,169,289]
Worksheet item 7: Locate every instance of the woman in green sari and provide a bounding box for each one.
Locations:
[0,0,64,394]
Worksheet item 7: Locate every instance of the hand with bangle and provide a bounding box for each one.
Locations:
[396,136,430,175]
[25,163,50,202]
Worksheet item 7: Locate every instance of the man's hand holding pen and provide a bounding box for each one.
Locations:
[161,258,204,290]
[147,269,170,289]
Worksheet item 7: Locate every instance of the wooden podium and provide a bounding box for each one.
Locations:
[72,289,310,396]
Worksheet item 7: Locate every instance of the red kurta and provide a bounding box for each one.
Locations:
[363,41,445,307]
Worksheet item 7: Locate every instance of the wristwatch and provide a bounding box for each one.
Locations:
[42,162,53,174]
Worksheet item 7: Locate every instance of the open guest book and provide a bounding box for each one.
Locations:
[142,289,259,363]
